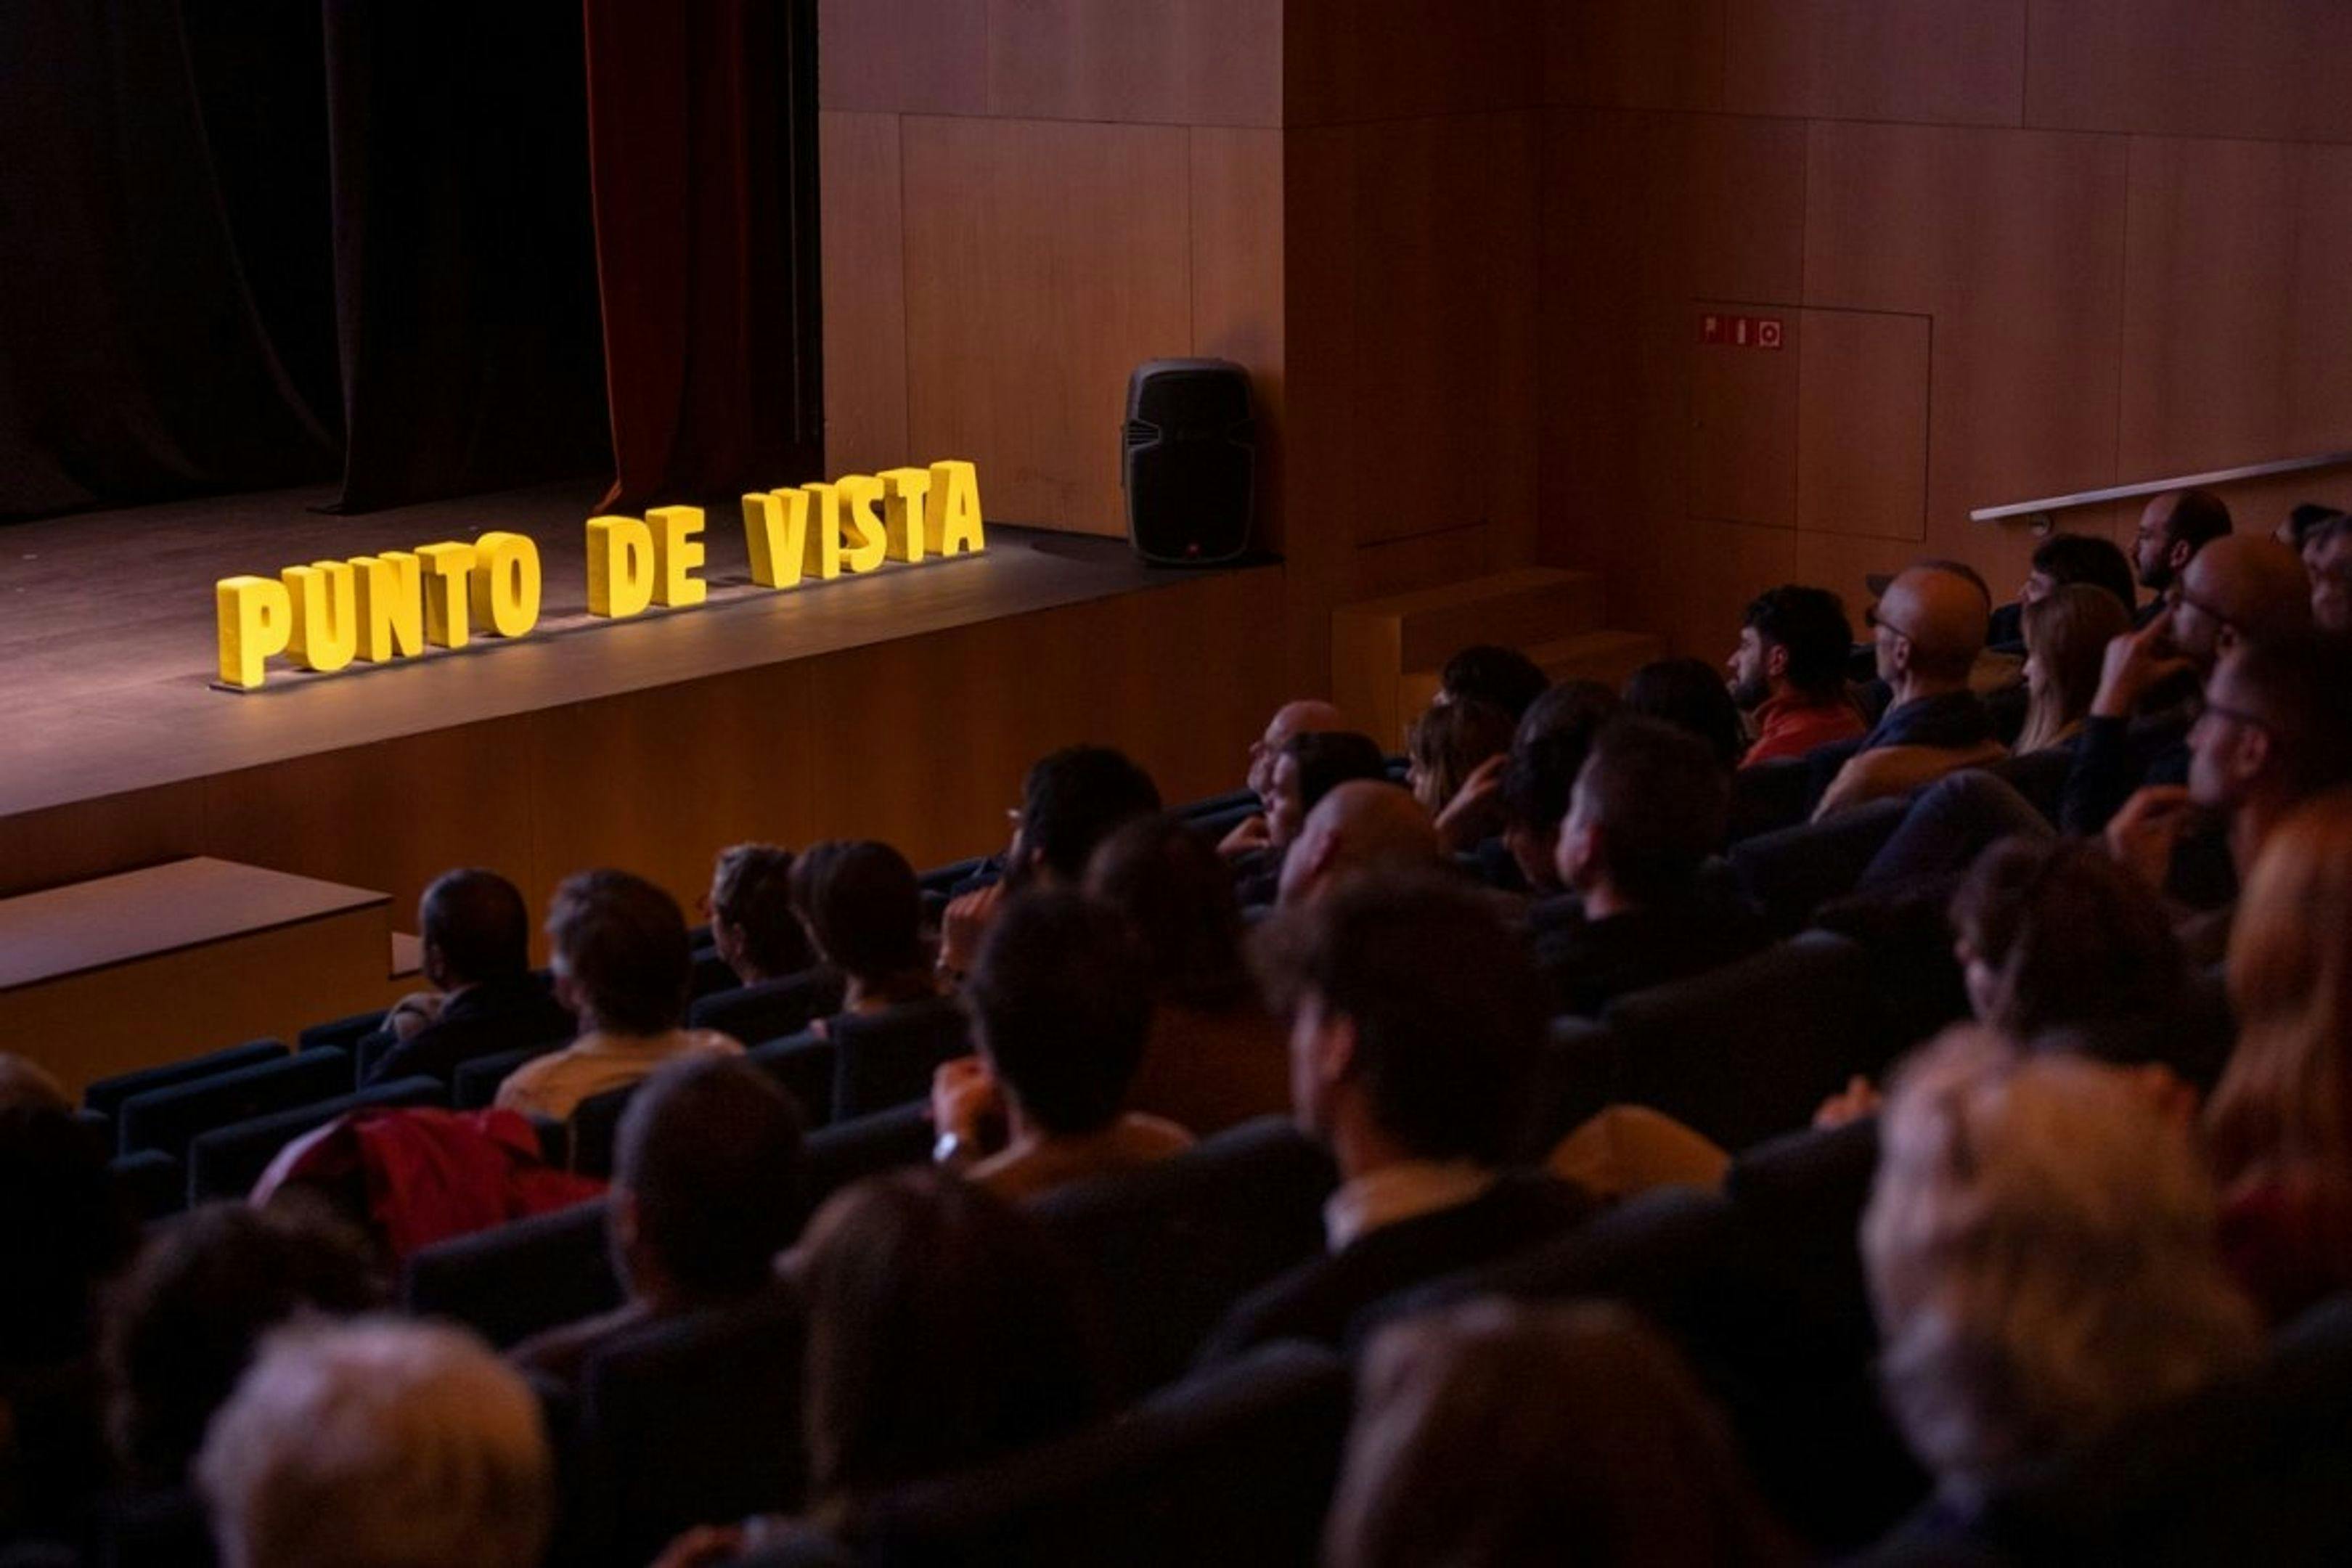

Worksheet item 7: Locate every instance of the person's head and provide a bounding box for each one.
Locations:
[1257,873,1545,1173]
[611,1055,807,1313]
[2022,532,2136,616]
[1556,717,1728,910]
[1437,645,1551,722]
[706,844,816,984]
[2169,534,2312,669]
[1247,699,1344,802]
[1869,566,1988,697]
[1622,658,1747,773]
[1730,584,1854,709]
[545,870,692,1038]
[967,889,1153,1139]
[1864,1031,2261,1503]
[2307,515,2352,634]
[1085,814,1253,1011]
[789,840,926,987]
[418,870,531,993]
[2017,582,2135,752]
[103,1202,378,1487]
[2282,502,2345,552]
[2210,791,2352,1188]
[2133,488,2234,592]
[197,1318,552,1568]
[2187,632,2352,825]
[0,1051,68,1114]
[1500,681,1620,891]
[1405,698,1515,814]
[1013,746,1161,889]
[1948,836,2186,1044]
[1,1098,133,1368]
[1276,781,1444,907]
[1326,1301,1794,1568]
[796,1170,1098,1507]
[1267,730,1388,850]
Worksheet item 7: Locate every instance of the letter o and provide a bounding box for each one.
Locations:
[470,531,542,639]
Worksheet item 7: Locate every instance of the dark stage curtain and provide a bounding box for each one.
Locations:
[0,0,340,523]
[582,0,824,510]
[321,0,612,512]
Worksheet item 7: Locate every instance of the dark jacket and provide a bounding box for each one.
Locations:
[1535,893,1769,1018]
[363,975,576,1087]
[688,969,844,1048]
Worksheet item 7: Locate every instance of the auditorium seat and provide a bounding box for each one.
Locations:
[1028,1116,1336,1396]
[747,1033,838,1128]
[689,948,739,1002]
[1729,797,1910,935]
[113,1047,351,1161]
[96,1484,215,1568]
[297,1009,385,1054]
[185,1075,446,1204]
[823,996,971,1122]
[563,1285,807,1568]
[1514,1014,1620,1159]
[108,1148,187,1222]
[401,1197,618,1349]
[567,1082,637,1177]
[1983,747,2073,824]
[769,1341,1350,1568]
[83,1037,287,1119]
[1599,932,1901,1153]
[1727,757,1815,841]
[691,968,842,1053]
[452,1042,560,1109]
[804,1101,935,1201]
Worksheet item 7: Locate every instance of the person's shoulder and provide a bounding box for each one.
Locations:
[1121,1112,1196,1158]
[680,1028,745,1057]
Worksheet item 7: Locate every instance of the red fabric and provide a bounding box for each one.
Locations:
[1741,693,1868,768]
[581,0,822,510]
[255,1108,604,1263]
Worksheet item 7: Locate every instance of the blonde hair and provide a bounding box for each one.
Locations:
[1864,1029,2261,1501]
[2017,584,2132,753]
[2210,791,2352,1185]
[197,1318,552,1568]
[1405,699,1514,814]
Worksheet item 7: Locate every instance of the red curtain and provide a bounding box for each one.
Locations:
[581,0,823,512]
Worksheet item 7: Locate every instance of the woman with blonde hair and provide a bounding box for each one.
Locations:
[2208,788,2352,1319]
[2014,582,2133,754]
[1405,697,1515,817]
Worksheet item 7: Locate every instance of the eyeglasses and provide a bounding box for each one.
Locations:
[1864,604,1919,643]
[2194,697,2271,735]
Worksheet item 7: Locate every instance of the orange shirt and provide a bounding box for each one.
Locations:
[1740,693,1866,768]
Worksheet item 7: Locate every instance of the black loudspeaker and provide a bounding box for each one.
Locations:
[1122,359,1255,565]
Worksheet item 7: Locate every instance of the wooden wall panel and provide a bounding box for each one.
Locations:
[2024,0,2352,144]
[0,784,205,900]
[817,0,989,115]
[1796,309,1931,541]
[1547,0,1726,111]
[1722,0,2025,126]
[820,113,910,480]
[1689,306,1797,530]
[985,0,1281,127]
[1191,128,1287,553]
[1286,0,1540,127]
[899,117,1193,537]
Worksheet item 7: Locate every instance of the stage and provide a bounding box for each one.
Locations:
[1,480,1286,924]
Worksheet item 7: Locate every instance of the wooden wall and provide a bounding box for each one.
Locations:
[1541,0,2352,661]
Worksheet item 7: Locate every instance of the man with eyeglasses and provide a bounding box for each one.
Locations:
[2130,489,2234,626]
[1808,565,2001,817]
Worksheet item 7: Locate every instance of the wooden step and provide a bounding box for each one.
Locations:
[1334,568,1609,746]
[1397,630,1668,730]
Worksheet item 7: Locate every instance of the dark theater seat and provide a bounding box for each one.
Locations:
[84,1038,288,1120]
[402,1197,618,1349]
[185,1076,448,1204]
[113,1048,352,1161]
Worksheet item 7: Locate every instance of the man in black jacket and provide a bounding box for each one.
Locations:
[364,870,574,1086]
[1197,875,1591,1363]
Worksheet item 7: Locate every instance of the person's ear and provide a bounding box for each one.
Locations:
[1315,1011,1358,1090]
[2239,724,2276,787]
[553,969,584,1017]
[1765,643,1789,682]
[2170,538,2194,576]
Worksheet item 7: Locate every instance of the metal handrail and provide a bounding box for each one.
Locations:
[1970,449,2352,526]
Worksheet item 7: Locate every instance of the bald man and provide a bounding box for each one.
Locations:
[1221,699,1347,859]
[1276,780,1444,906]
[2065,534,2312,836]
[1811,566,2004,816]
[2131,489,2234,612]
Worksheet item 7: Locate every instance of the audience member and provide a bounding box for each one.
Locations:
[1404,698,1515,817]
[931,890,1192,1201]
[1863,1032,2261,1530]
[102,1204,378,1491]
[1326,1300,1796,1568]
[1220,700,1345,857]
[2208,791,2352,1320]
[1085,815,1289,1132]
[496,871,741,1122]
[1813,566,2002,817]
[197,1318,552,1568]
[1199,875,1591,1362]
[1233,730,1389,905]
[2014,583,2134,755]
[1622,657,1748,773]
[2278,501,2344,553]
[944,746,1161,971]
[367,870,575,1087]
[791,840,942,1017]
[2306,513,2352,634]
[1275,780,1444,907]
[688,845,836,1042]
[0,1053,68,1114]
[511,1056,807,1386]
[1435,644,1551,722]
[2131,487,2234,613]
[1488,680,1620,893]
[1541,717,1760,1016]
[2020,531,2139,618]
[1726,584,1864,767]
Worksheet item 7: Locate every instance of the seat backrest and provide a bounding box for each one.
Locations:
[1601,932,1895,1153]
[691,968,842,1050]
[1729,796,1910,934]
[568,1080,639,1177]
[452,1042,559,1110]
[401,1196,618,1349]
[1513,1015,1622,1160]
[84,1038,287,1119]
[1983,746,2073,822]
[828,997,970,1120]
[1727,756,1816,841]
[114,1048,351,1161]
[1028,1116,1336,1397]
[296,1009,386,1053]
[568,1286,807,1568]
[108,1149,187,1223]
[186,1076,447,1204]
[803,1101,934,1207]
[748,1033,838,1129]
[838,1341,1351,1568]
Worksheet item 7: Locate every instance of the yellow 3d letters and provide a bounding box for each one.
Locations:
[929,460,985,556]
[741,489,809,589]
[879,468,932,563]
[468,532,542,639]
[217,576,293,689]
[587,515,656,618]
[800,483,845,581]
[415,542,478,648]
[649,506,708,608]
[282,560,359,674]
[353,552,425,663]
[836,474,890,573]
